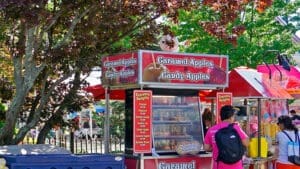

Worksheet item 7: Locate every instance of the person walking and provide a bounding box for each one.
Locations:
[204,105,249,169]
[275,115,300,169]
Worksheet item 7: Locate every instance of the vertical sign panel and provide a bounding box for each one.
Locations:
[133,90,152,153]
[216,92,232,123]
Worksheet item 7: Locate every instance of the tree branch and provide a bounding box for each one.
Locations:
[100,13,160,52]
[53,6,95,49]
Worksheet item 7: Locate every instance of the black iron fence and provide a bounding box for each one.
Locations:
[21,133,125,154]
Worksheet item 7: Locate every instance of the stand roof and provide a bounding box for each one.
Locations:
[257,65,300,98]
[84,85,125,100]
[206,67,293,99]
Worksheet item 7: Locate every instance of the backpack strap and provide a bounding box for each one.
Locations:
[283,130,299,156]
[295,131,300,156]
[228,123,235,128]
[295,131,299,142]
[282,130,294,142]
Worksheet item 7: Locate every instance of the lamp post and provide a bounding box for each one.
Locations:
[262,50,291,82]
[104,87,110,154]
[277,53,291,71]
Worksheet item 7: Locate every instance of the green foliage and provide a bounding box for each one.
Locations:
[94,101,125,139]
[174,0,300,70]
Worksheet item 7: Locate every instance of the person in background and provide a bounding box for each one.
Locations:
[204,105,249,169]
[202,108,215,136]
[290,109,297,117]
[275,115,300,169]
[290,110,300,128]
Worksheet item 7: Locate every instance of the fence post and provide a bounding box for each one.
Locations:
[70,130,74,153]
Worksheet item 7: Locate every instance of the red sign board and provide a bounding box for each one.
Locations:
[102,52,138,86]
[139,50,228,87]
[127,156,211,169]
[133,90,152,153]
[216,92,232,123]
[101,50,228,89]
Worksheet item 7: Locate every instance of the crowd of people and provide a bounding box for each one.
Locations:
[202,105,300,169]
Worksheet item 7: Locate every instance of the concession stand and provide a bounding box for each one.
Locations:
[207,67,293,169]
[101,50,229,169]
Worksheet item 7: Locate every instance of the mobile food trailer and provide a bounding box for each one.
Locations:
[101,50,229,169]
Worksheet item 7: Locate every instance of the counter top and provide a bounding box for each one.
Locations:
[243,156,276,165]
[125,152,212,159]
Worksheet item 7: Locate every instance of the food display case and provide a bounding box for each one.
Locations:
[152,95,203,154]
[101,50,229,169]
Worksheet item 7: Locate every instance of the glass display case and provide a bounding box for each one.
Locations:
[152,95,203,153]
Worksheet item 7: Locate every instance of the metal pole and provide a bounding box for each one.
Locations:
[89,110,92,138]
[140,153,144,169]
[104,87,110,154]
[257,98,261,158]
[70,130,74,153]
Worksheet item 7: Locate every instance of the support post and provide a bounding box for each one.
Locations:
[104,87,110,154]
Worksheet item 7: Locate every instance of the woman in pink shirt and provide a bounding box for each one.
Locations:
[204,105,249,169]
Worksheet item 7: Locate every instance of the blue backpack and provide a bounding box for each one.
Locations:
[215,123,245,164]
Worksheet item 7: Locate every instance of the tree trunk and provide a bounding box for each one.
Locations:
[0,94,26,145]
[37,121,52,144]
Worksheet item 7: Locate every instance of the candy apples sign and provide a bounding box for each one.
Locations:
[102,52,138,87]
[102,50,228,89]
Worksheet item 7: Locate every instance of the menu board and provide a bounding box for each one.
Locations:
[133,90,152,153]
[216,92,232,123]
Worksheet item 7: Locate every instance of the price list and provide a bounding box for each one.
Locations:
[216,92,232,123]
[133,90,152,153]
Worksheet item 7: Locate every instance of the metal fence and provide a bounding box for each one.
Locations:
[21,133,125,154]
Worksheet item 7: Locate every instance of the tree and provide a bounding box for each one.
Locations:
[173,0,300,69]
[0,0,199,145]
[94,100,125,142]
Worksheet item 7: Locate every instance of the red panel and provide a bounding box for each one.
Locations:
[125,158,139,169]
[226,69,262,97]
[125,156,212,169]
[83,85,125,100]
[206,67,292,99]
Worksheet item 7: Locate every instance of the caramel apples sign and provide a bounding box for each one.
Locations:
[102,50,228,89]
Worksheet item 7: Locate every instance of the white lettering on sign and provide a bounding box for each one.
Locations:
[158,161,196,169]
[160,71,185,80]
[185,72,210,81]
[156,55,214,68]
[103,58,137,68]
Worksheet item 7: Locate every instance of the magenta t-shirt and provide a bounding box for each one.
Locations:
[204,121,248,169]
